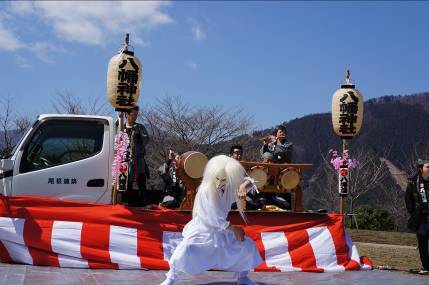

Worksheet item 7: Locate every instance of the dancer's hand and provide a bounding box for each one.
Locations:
[237,180,251,198]
[228,225,245,241]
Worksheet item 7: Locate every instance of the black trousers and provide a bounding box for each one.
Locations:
[417,233,429,270]
[124,175,163,207]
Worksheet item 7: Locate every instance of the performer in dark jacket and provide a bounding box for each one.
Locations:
[259,125,293,210]
[124,106,151,206]
[405,158,429,273]
[260,124,293,163]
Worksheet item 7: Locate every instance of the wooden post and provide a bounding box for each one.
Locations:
[339,139,348,215]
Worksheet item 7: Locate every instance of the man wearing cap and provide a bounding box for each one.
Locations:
[260,124,293,163]
[405,158,429,274]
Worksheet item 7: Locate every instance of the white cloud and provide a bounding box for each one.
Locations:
[192,24,206,41]
[187,61,198,71]
[28,42,65,64]
[187,17,206,41]
[6,1,173,46]
[0,24,23,51]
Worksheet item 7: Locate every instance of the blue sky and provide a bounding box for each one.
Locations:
[0,1,428,130]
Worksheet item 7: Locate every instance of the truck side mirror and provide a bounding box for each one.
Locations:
[0,159,14,171]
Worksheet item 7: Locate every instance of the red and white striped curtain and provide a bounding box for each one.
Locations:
[0,196,371,272]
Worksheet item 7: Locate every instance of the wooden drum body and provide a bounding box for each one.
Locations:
[240,161,312,212]
[177,151,208,210]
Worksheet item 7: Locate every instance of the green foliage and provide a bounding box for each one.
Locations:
[354,205,395,231]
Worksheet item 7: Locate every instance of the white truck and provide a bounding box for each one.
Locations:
[0,114,116,204]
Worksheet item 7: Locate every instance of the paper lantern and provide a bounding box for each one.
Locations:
[107,50,142,111]
[331,78,364,139]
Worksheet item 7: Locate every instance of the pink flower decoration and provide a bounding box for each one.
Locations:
[112,131,130,185]
[329,149,359,170]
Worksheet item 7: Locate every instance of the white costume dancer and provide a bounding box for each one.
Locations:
[160,155,263,285]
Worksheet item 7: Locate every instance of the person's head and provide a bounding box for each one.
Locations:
[262,152,273,163]
[417,159,429,180]
[272,125,287,141]
[197,155,246,220]
[229,145,243,161]
[125,106,139,123]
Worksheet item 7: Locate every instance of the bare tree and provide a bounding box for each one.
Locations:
[399,139,429,177]
[308,148,389,214]
[51,91,112,116]
[15,116,32,134]
[0,97,14,156]
[380,184,408,231]
[142,95,252,163]
[347,148,389,214]
[306,153,339,212]
[0,97,32,157]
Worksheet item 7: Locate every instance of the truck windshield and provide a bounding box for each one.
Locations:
[19,120,104,173]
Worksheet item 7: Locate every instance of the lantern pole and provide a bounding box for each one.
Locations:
[112,33,130,205]
[124,33,129,51]
[340,69,350,215]
[338,69,350,215]
[339,139,348,214]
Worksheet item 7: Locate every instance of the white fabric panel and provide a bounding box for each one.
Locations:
[307,226,344,272]
[109,225,141,269]
[0,217,33,264]
[162,231,183,261]
[345,232,370,270]
[261,231,300,272]
[51,221,88,268]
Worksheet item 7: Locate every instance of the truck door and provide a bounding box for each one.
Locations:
[11,118,111,203]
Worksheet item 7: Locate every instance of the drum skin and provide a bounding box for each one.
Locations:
[179,151,208,179]
[249,166,268,189]
[279,168,300,191]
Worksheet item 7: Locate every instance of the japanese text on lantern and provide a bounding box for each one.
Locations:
[116,57,139,107]
[338,91,359,135]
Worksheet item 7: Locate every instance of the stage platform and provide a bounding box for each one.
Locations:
[0,264,427,285]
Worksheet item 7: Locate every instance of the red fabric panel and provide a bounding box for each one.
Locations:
[81,223,117,269]
[23,219,59,266]
[285,230,322,272]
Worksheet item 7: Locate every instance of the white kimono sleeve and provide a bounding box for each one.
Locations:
[193,187,230,231]
[244,176,258,194]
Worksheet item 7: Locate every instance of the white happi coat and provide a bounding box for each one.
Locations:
[168,182,263,275]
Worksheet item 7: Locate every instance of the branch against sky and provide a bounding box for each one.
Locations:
[142,94,252,163]
[0,97,31,157]
[51,91,113,116]
[308,148,389,213]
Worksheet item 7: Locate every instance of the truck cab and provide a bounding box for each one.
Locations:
[0,114,115,204]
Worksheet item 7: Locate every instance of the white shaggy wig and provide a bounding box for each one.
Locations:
[193,155,247,222]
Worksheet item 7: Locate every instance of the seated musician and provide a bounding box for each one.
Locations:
[260,125,293,210]
[158,150,186,209]
[260,124,293,163]
[229,145,261,210]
